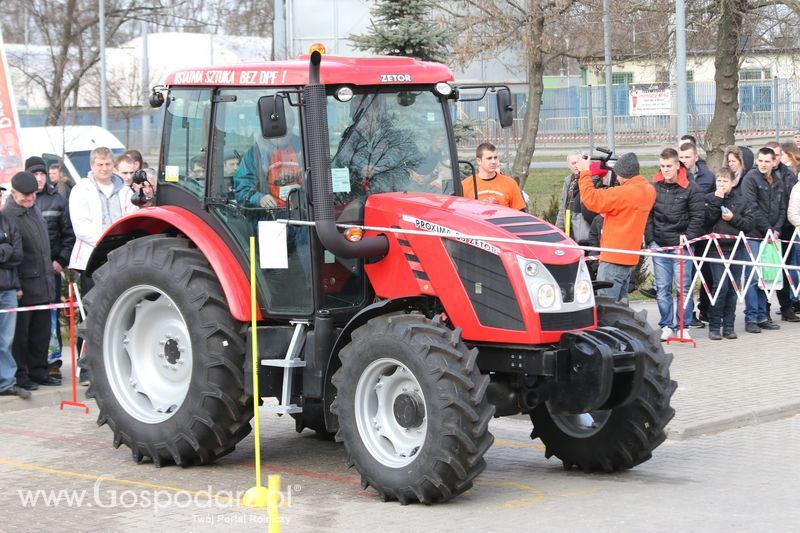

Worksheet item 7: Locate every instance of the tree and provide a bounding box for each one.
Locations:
[704,0,748,169]
[350,0,452,63]
[445,1,579,187]
[3,0,173,126]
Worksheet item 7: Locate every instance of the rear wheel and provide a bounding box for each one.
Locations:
[530,297,676,471]
[331,312,494,504]
[82,236,253,466]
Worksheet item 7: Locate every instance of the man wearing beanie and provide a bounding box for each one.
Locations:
[645,148,705,341]
[577,152,655,303]
[26,156,74,378]
[3,171,58,388]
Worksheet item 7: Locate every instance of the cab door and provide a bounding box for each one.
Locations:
[207,88,313,317]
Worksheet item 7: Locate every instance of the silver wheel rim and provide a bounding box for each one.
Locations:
[103,285,192,424]
[354,357,427,468]
[549,409,611,438]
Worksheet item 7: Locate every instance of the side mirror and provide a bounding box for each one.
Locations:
[258,94,288,138]
[496,88,514,128]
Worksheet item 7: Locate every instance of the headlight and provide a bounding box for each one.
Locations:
[524,261,540,277]
[575,279,593,304]
[537,284,556,308]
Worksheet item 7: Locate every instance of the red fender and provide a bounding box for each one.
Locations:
[89,206,260,322]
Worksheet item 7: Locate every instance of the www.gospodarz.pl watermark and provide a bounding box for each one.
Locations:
[18,475,299,511]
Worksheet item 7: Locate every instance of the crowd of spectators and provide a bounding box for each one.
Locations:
[0,147,146,398]
[562,133,800,342]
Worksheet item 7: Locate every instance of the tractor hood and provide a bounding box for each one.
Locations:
[364,192,582,264]
[362,193,594,345]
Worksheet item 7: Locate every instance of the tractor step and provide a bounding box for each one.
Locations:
[262,320,307,414]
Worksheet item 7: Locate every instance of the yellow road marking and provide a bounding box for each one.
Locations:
[0,458,241,505]
[493,438,545,451]
[475,481,546,508]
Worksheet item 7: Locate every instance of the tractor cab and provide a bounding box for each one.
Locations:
[153,54,510,321]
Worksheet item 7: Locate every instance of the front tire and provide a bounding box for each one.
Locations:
[530,297,677,471]
[82,236,253,466]
[331,312,494,504]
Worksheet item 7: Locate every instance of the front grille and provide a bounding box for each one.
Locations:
[545,262,580,303]
[539,308,594,331]
[444,239,525,330]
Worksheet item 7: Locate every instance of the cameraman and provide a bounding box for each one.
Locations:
[577,153,655,303]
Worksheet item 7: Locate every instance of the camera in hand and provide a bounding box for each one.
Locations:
[132,169,149,186]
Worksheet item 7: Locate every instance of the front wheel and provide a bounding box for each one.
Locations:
[81,236,253,466]
[331,312,494,504]
[530,297,677,471]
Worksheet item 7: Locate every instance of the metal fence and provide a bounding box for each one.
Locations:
[454,78,800,148]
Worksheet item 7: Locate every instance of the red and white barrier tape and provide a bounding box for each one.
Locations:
[279,219,800,310]
[0,301,72,314]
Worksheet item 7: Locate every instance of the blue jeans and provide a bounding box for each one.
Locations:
[744,240,768,323]
[596,261,634,304]
[709,250,743,331]
[651,243,694,329]
[0,290,18,392]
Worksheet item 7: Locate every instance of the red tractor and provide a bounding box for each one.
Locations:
[82,51,675,504]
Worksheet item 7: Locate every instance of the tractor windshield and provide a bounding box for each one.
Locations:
[328,89,455,207]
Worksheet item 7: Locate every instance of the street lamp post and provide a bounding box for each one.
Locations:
[99,0,107,130]
[603,0,615,152]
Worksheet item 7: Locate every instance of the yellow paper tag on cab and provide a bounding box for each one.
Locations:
[165,165,179,182]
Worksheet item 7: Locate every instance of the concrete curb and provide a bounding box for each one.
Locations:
[666,402,800,441]
[0,385,89,414]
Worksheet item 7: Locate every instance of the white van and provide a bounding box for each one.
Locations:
[19,125,126,182]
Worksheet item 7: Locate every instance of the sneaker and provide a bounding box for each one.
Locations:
[689,319,706,329]
[758,320,781,330]
[708,330,722,340]
[639,287,657,299]
[660,326,672,341]
[745,322,762,334]
[698,312,709,323]
[679,329,692,340]
[723,330,738,339]
[0,385,31,399]
[781,308,800,322]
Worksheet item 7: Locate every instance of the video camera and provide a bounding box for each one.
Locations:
[590,147,618,188]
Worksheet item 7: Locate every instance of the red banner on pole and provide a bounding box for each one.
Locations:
[0,29,23,186]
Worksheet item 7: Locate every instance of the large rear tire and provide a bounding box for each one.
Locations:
[530,296,676,471]
[82,236,253,466]
[331,312,494,504]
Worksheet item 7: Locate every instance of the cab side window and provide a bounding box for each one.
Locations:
[161,88,212,199]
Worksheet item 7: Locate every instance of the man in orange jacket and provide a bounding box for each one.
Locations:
[577,152,655,303]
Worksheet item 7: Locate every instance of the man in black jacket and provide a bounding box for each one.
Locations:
[0,190,27,399]
[645,148,706,341]
[27,156,75,377]
[740,147,786,333]
[3,172,58,388]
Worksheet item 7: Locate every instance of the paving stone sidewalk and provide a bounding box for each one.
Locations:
[630,299,800,439]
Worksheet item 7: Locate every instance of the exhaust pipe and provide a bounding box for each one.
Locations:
[304,51,389,259]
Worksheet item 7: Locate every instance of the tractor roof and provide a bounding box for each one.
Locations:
[164,55,454,87]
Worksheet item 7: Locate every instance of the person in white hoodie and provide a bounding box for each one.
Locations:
[69,147,138,285]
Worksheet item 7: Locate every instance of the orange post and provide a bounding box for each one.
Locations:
[60,283,90,414]
[667,247,696,347]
